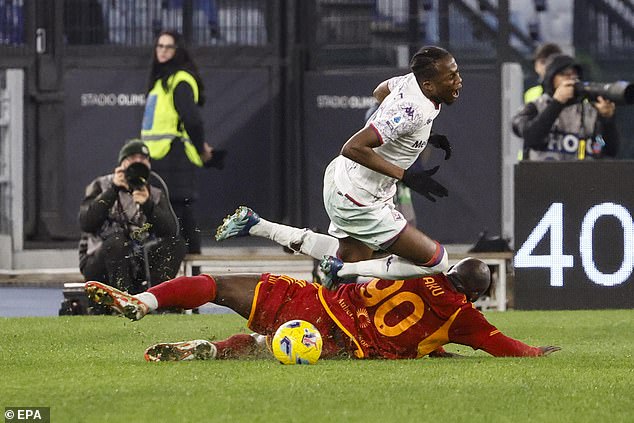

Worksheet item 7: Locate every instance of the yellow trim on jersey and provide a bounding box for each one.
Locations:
[246,280,264,329]
[317,286,365,358]
[415,307,461,358]
[277,274,307,287]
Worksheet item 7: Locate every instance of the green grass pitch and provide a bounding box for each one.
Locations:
[1,310,633,422]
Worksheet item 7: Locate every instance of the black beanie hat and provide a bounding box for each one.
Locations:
[542,54,583,96]
[118,139,150,163]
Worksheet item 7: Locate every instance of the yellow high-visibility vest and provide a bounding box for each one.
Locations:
[524,85,543,104]
[141,70,203,167]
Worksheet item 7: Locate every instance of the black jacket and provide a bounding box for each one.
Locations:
[78,174,177,267]
[512,54,619,160]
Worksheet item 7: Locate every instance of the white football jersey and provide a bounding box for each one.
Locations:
[334,73,441,203]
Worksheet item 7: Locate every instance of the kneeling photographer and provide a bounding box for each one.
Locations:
[512,53,626,161]
[79,139,186,300]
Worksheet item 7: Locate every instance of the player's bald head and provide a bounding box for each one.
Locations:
[447,258,491,302]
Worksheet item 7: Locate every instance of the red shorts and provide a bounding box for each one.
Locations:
[247,274,345,357]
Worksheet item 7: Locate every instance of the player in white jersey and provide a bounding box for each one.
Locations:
[332,73,441,205]
[216,46,462,289]
[320,46,462,286]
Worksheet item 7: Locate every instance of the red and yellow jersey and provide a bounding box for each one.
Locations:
[248,273,542,360]
[318,274,496,358]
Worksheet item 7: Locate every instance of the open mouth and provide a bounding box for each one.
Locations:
[452,89,460,99]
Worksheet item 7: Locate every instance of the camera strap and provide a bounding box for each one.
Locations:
[115,194,143,236]
[577,102,588,160]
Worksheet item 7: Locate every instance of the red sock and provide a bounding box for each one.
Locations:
[213,334,257,359]
[148,275,217,310]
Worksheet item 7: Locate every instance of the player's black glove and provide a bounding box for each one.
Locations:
[428,133,452,160]
[401,165,448,202]
[203,149,228,170]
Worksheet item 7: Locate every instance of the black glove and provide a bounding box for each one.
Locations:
[203,149,228,169]
[401,165,448,202]
[428,133,452,160]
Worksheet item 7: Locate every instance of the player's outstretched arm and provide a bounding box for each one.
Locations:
[452,309,561,358]
[478,332,561,357]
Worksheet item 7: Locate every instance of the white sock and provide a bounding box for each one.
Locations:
[134,292,158,311]
[297,230,339,259]
[249,218,305,247]
[338,250,449,279]
[250,333,267,346]
[249,219,338,260]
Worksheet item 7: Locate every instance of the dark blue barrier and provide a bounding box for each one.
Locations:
[63,68,275,236]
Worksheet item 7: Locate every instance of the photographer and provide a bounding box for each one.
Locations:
[512,54,620,161]
[79,139,186,296]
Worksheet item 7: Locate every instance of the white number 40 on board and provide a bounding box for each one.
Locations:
[514,202,634,288]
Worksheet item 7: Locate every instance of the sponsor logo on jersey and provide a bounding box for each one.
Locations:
[356,308,371,328]
[386,115,403,130]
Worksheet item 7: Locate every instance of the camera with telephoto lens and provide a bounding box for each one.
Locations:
[124,162,150,191]
[573,80,634,105]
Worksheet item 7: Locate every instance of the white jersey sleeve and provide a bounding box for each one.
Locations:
[387,75,403,91]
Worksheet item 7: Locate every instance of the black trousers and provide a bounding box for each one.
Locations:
[150,143,201,256]
[81,233,186,294]
[170,199,201,254]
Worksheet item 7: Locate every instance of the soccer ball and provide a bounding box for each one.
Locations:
[271,320,323,365]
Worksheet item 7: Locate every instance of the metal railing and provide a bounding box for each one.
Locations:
[0,0,25,46]
[574,0,634,59]
[308,0,534,68]
[0,71,10,235]
[3,1,633,63]
[0,69,24,251]
[90,0,270,46]
[1,0,270,48]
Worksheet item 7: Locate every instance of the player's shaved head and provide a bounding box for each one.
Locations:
[447,258,491,302]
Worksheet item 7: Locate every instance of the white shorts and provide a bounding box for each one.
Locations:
[323,160,407,250]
